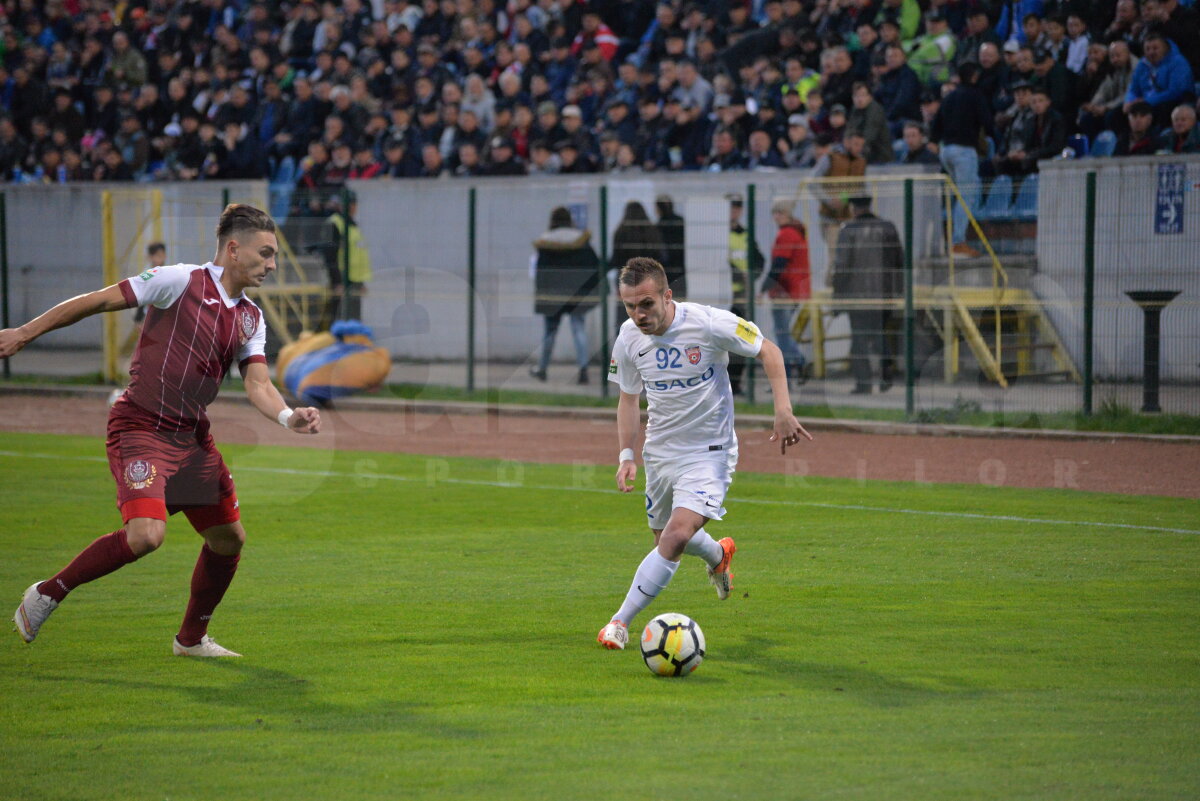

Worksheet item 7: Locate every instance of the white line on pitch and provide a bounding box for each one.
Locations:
[1,448,1196,536]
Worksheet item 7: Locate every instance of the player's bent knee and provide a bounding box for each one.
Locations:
[200,522,246,556]
[125,517,166,555]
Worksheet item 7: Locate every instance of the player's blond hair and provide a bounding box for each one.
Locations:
[216,204,276,244]
[618,257,668,293]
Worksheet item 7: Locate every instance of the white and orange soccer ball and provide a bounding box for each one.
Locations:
[640,613,706,677]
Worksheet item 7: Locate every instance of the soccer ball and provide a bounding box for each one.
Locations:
[639,613,705,677]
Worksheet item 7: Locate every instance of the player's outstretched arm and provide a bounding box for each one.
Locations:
[756,338,812,454]
[0,284,131,358]
[615,390,641,492]
[241,361,321,434]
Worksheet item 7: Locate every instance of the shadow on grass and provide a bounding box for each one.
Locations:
[722,635,990,707]
[37,660,481,739]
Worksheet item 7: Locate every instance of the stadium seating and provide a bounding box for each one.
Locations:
[978,176,1014,221]
[1012,175,1039,221]
[1091,131,1118,158]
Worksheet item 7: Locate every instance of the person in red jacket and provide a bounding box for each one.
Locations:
[760,198,810,386]
[571,9,619,62]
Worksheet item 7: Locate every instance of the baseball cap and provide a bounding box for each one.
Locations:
[788,113,808,127]
[830,103,847,115]
[164,122,182,137]
[490,136,512,150]
[725,192,744,206]
[1003,40,1020,54]
[1011,79,1033,91]
[562,104,582,118]
[537,100,558,116]
[1033,47,1053,62]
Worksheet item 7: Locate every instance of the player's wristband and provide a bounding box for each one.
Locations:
[277,408,295,429]
[619,448,635,464]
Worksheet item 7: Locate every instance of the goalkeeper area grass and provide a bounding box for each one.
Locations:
[1,431,1197,800]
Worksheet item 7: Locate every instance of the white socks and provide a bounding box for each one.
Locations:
[683,527,723,568]
[614,548,679,626]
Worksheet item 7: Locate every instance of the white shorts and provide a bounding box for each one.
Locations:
[643,454,735,530]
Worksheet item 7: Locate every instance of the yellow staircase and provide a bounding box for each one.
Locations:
[792,284,1079,388]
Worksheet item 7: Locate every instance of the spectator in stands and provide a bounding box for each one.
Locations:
[812,131,868,252]
[780,114,817,169]
[1018,87,1068,169]
[1063,15,1091,74]
[1157,104,1200,153]
[1104,0,1142,51]
[1031,46,1073,114]
[485,136,527,175]
[747,128,785,169]
[876,0,921,42]
[957,9,1003,68]
[877,43,923,133]
[1124,33,1197,127]
[655,195,687,300]
[931,62,993,257]
[1152,0,1200,77]
[1079,41,1138,141]
[381,136,419,178]
[900,121,941,165]
[847,82,894,165]
[995,81,1037,173]
[419,143,447,178]
[909,11,958,87]
[821,47,857,113]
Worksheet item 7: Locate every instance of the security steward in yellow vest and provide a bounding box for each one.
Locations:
[326,193,374,323]
[726,193,763,395]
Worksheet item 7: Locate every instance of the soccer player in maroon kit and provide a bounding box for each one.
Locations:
[1,204,321,657]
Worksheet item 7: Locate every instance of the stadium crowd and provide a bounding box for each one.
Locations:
[1,0,1198,195]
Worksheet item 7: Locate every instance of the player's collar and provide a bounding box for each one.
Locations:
[206,262,247,306]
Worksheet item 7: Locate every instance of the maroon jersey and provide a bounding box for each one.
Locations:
[115,262,267,432]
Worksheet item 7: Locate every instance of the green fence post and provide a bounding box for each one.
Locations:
[340,187,351,320]
[599,184,609,399]
[466,187,477,394]
[1083,171,1096,417]
[221,187,230,209]
[746,183,757,406]
[903,178,915,419]
[1,192,9,380]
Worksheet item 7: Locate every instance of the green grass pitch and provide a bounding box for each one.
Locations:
[1,431,1197,800]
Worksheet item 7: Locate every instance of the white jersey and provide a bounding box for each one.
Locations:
[608,301,763,462]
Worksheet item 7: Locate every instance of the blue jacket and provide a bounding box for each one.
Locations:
[1125,40,1196,107]
[994,1,1045,46]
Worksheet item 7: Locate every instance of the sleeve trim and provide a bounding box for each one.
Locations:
[238,354,268,374]
[117,279,139,309]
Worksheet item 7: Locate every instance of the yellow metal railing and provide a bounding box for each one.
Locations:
[790,173,1010,380]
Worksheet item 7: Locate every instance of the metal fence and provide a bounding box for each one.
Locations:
[2,159,1198,420]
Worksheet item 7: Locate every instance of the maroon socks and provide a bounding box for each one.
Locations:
[176,545,241,647]
[38,529,138,602]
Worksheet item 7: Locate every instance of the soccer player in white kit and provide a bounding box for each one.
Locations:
[597,257,811,650]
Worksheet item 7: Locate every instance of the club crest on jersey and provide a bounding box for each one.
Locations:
[239,310,255,343]
[685,346,702,365]
[123,460,157,490]
[138,268,159,281]
[609,358,617,375]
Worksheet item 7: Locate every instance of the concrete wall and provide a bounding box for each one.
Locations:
[349,165,943,364]
[1037,155,1200,381]
[4,182,268,350]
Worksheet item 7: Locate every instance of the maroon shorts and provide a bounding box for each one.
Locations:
[106,414,240,532]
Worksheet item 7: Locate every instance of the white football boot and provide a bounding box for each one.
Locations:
[596,620,629,650]
[14,582,59,643]
[173,635,242,657]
